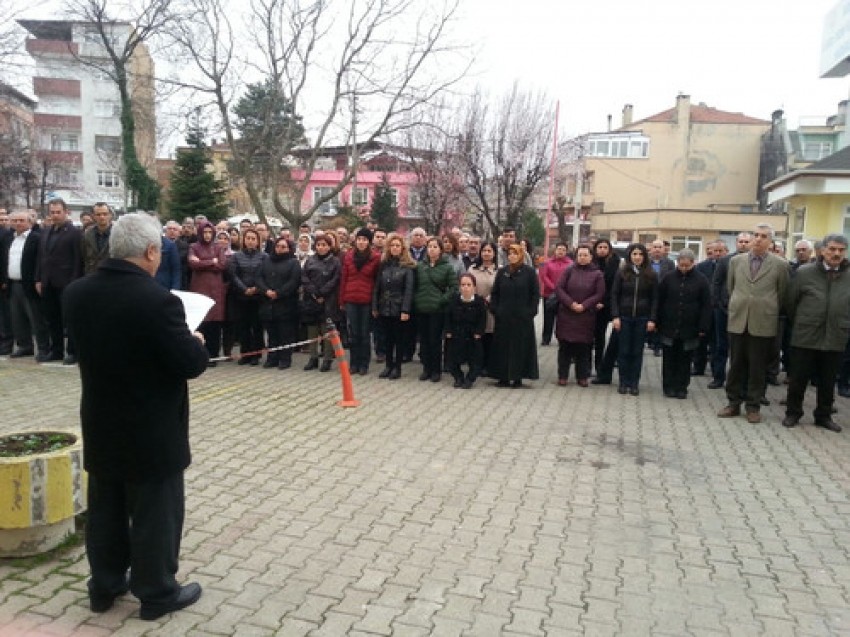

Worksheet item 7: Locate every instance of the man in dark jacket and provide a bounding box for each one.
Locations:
[782,234,850,432]
[647,240,675,356]
[0,211,49,358]
[36,198,83,363]
[82,202,113,275]
[64,213,209,620]
[708,233,750,388]
[692,240,722,376]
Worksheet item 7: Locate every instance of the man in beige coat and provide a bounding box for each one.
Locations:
[718,223,788,423]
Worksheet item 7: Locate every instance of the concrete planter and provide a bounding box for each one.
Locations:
[0,431,86,557]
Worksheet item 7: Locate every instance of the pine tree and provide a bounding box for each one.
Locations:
[168,125,230,222]
[371,173,398,232]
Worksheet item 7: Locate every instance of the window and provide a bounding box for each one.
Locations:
[350,186,368,206]
[97,170,121,188]
[670,235,703,259]
[94,100,121,118]
[388,188,399,207]
[586,134,650,159]
[51,133,79,151]
[50,166,79,186]
[313,186,340,215]
[803,141,833,161]
[95,135,121,154]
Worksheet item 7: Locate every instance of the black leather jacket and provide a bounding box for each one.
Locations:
[372,259,415,317]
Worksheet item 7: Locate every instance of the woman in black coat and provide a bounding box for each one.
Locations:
[301,234,341,371]
[489,243,540,387]
[257,237,301,370]
[656,249,711,399]
[371,234,416,379]
[228,229,268,365]
[591,239,622,383]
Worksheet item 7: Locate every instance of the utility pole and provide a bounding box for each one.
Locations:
[572,160,583,248]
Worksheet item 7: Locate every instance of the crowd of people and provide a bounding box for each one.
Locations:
[2,201,849,431]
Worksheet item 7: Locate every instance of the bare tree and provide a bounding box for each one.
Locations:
[459,84,555,237]
[166,0,468,227]
[63,0,172,210]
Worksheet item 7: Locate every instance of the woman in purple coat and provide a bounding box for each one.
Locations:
[554,244,605,386]
[188,221,229,363]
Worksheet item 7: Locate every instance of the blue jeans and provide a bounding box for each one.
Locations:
[617,317,648,388]
[345,303,373,371]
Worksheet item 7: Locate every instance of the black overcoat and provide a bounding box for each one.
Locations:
[488,264,540,381]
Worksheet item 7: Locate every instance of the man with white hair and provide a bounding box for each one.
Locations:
[64,213,208,620]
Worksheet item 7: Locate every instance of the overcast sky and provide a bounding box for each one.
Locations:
[455,0,847,136]
[7,0,848,140]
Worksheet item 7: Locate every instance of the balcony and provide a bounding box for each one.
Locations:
[33,78,81,99]
[25,38,78,57]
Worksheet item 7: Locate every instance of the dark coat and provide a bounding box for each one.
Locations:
[489,264,540,381]
[0,227,41,296]
[372,258,416,317]
[301,252,341,323]
[154,237,182,290]
[444,293,487,339]
[228,248,268,301]
[37,220,83,288]
[611,267,658,321]
[257,254,301,322]
[554,263,605,344]
[786,259,850,351]
[63,258,209,482]
[656,267,711,346]
[594,253,622,321]
[82,225,111,274]
[711,252,737,310]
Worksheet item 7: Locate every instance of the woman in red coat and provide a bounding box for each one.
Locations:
[554,244,605,386]
[339,228,381,374]
[188,221,229,363]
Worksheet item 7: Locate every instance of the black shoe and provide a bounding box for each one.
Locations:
[139,582,202,621]
[207,361,217,368]
[463,378,474,389]
[303,358,319,371]
[591,378,611,385]
[653,350,662,357]
[675,391,687,399]
[766,376,780,386]
[419,371,430,381]
[278,361,291,370]
[838,386,850,398]
[320,360,332,372]
[63,355,78,365]
[402,355,413,363]
[617,384,628,395]
[250,357,260,366]
[9,349,34,358]
[89,584,129,613]
[511,380,524,388]
[379,367,392,378]
[760,397,770,406]
[388,367,401,380]
[815,418,842,433]
[237,357,251,366]
[707,379,724,389]
[496,379,510,387]
[782,415,800,428]
[263,360,277,368]
[629,387,639,396]
[35,352,56,363]
[453,378,464,388]
[691,369,705,376]
[430,373,441,383]
[358,368,368,376]
[664,391,675,398]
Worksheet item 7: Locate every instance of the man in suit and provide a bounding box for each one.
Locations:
[36,198,83,363]
[0,211,49,358]
[709,234,750,388]
[718,223,788,423]
[82,202,113,275]
[692,240,722,375]
[63,213,208,621]
[647,239,675,356]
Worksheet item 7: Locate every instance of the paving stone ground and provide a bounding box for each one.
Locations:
[1,333,849,636]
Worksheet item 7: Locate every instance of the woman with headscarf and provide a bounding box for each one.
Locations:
[296,233,313,267]
[610,243,658,396]
[339,228,381,375]
[228,228,268,366]
[188,221,229,365]
[489,243,540,387]
[591,238,622,384]
[257,237,301,370]
[554,244,605,386]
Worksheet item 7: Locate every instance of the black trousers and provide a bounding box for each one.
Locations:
[785,347,842,422]
[8,282,50,353]
[558,340,592,381]
[662,339,693,394]
[448,335,483,381]
[380,316,409,368]
[263,317,297,366]
[726,331,773,412]
[417,312,444,375]
[86,472,184,605]
[199,321,222,358]
[541,297,557,345]
[236,300,263,359]
[42,283,74,358]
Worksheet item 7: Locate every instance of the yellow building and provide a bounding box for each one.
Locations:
[763,145,850,244]
[585,94,779,257]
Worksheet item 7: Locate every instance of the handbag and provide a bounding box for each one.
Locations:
[544,294,559,312]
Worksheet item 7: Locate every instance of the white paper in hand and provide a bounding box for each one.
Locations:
[171,290,215,332]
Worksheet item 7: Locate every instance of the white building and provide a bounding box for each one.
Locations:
[18,19,155,213]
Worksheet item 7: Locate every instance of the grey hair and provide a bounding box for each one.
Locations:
[794,239,813,250]
[677,248,696,262]
[822,233,848,248]
[109,213,162,259]
[754,223,774,239]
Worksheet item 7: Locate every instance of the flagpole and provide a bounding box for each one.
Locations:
[544,100,560,259]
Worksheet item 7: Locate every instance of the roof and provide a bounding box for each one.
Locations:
[806,144,850,171]
[763,145,850,191]
[629,103,769,127]
[18,19,131,40]
[0,82,36,108]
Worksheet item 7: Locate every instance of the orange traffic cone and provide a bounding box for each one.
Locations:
[325,319,360,408]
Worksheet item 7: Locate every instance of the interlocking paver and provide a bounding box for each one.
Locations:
[2,342,850,635]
